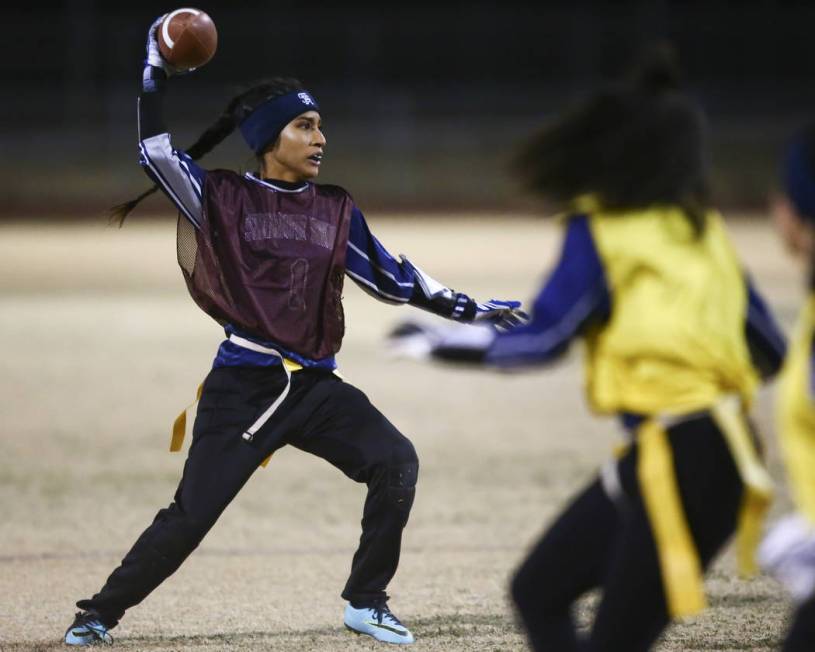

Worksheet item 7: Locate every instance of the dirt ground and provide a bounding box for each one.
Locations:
[0,214,803,651]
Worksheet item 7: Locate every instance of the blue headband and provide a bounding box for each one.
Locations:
[239,90,320,154]
[784,136,815,222]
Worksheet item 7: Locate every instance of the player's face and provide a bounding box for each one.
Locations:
[772,193,815,261]
[263,111,325,182]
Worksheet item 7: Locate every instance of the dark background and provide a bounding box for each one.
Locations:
[2,1,813,217]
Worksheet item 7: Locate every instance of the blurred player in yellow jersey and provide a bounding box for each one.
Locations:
[758,125,815,651]
[389,45,787,651]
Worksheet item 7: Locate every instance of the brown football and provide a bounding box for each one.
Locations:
[157,8,218,71]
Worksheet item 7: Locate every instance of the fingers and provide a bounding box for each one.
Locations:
[145,14,178,76]
[482,299,521,310]
[505,308,530,326]
[488,307,530,333]
[473,299,527,331]
[147,14,167,49]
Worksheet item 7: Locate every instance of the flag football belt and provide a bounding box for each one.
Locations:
[169,334,304,469]
[608,395,773,619]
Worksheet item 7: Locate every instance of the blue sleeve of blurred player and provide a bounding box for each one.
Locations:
[744,275,787,379]
[136,66,206,228]
[481,215,611,367]
[345,206,481,320]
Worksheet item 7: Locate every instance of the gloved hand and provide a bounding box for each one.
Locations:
[144,14,192,77]
[473,299,529,332]
[758,513,815,603]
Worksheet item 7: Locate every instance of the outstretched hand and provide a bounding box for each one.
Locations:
[387,319,497,364]
[473,299,529,332]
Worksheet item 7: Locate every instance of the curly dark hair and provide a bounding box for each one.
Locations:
[513,43,710,235]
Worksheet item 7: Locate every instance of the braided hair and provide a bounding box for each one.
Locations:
[109,77,305,225]
[513,42,710,236]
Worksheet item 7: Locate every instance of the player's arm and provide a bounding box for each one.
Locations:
[744,274,787,380]
[136,16,206,229]
[390,215,610,366]
[345,206,526,329]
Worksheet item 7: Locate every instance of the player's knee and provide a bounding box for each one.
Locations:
[387,437,418,514]
[359,433,418,514]
[364,432,417,472]
[388,462,418,514]
[390,435,418,467]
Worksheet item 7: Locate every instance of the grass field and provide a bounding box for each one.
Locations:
[0,214,803,651]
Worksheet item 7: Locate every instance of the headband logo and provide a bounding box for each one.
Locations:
[298,92,315,106]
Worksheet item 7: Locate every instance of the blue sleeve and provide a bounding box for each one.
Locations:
[137,74,206,228]
[345,207,480,319]
[744,275,787,380]
[138,137,207,228]
[345,207,416,303]
[483,215,610,367]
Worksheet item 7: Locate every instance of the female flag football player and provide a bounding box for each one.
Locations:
[388,47,787,651]
[757,125,815,652]
[62,14,525,647]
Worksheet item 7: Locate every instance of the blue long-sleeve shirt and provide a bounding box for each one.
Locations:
[436,215,787,382]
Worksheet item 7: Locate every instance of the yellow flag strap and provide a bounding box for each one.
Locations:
[170,412,186,452]
[710,396,774,577]
[637,419,707,618]
[170,382,204,452]
[169,356,305,470]
[636,396,775,619]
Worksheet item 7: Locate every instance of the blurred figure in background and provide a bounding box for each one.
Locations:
[389,45,787,651]
[758,125,815,652]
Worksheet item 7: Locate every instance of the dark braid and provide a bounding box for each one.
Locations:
[109,77,305,226]
[513,41,710,237]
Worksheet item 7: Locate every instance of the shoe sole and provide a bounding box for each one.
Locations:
[344,623,414,645]
[64,628,113,646]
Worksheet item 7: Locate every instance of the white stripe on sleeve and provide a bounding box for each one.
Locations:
[346,269,410,304]
[139,133,204,228]
[347,241,415,288]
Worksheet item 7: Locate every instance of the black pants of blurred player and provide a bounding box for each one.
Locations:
[77,366,419,627]
[511,414,746,652]
[783,594,815,652]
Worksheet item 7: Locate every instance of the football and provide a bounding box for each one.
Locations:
[157,8,218,71]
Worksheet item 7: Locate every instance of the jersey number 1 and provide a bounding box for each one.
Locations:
[289,258,309,311]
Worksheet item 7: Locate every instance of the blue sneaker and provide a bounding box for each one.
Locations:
[344,602,414,644]
[64,611,113,646]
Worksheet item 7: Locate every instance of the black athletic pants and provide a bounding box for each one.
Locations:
[511,415,744,652]
[783,594,815,652]
[77,366,419,627]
